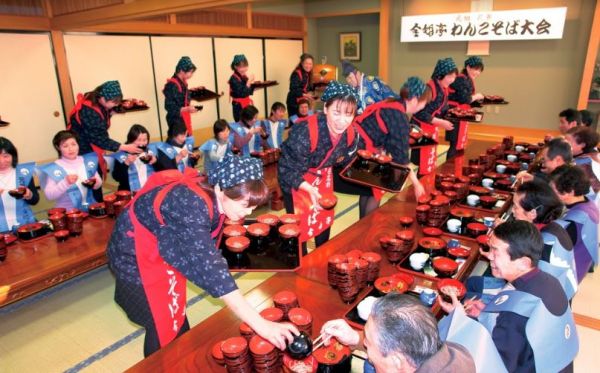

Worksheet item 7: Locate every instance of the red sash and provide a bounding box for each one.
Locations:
[292,115,354,242]
[166,78,192,135]
[68,94,110,178]
[353,100,407,200]
[129,168,220,348]
[446,101,471,152]
[229,73,254,109]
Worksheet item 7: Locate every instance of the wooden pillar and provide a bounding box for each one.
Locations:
[577,0,600,109]
[378,0,391,81]
[246,3,253,29]
[50,30,75,117]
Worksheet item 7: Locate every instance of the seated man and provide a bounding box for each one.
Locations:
[259,102,287,149]
[288,98,313,125]
[320,293,475,373]
[342,60,398,113]
[517,137,572,183]
[440,220,578,373]
[550,165,599,281]
[558,108,581,134]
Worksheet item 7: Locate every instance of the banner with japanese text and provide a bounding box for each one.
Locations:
[401,7,567,42]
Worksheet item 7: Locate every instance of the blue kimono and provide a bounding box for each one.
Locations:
[229,121,263,156]
[258,119,286,149]
[111,143,158,192]
[199,139,232,173]
[356,75,398,114]
[38,153,99,211]
[0,162,38,232]
[288,111,314,126]
[154,137,196,172]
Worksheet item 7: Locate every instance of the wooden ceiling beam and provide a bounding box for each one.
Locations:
[50,0,261,30]
[0,14,50,31]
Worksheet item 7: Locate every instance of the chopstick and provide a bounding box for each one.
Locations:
[486,210,512,237]
[463,296,478,312]
[312,334,326,352]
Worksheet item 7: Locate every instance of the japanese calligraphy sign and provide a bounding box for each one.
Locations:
[401,7,567,42]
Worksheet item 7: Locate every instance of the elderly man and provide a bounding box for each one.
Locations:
[320,293,475,372]
[440,220,578,373]
[517,137,572,183]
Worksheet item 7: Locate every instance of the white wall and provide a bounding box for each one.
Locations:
[264,39,304,114]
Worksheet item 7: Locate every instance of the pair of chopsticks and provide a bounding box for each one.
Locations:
[463,296,478,312]
[312,334,326,352]
[486,209,512,237]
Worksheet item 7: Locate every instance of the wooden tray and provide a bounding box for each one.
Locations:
[457,190,512,214]
[471,98,509,107]
[219,218,302,272]
[339,157,410,193]
[439,209,497,241]
[251,80,278,89]
[189,88,222,102]
[113,105,149,114]
[446,110,484,123]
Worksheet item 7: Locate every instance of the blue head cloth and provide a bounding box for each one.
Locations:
[431,58,457,79]
[342,60,357,77]
[232,54,248,67]
[401,77,426,99]
[207,155,264,189]
[320,81,359,102]
[98,80,122,101]
[465,56,483,68]
[176,56,196,73]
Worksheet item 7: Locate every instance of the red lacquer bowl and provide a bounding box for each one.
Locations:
[223,224,247,238]
[288,307,312,326]
[437,278,467,302]
[225,236,250,253]
[247,223,270,237]
[318,194,337,210]
[432,257,459,277]
[279,224,301,238]
[273,290,298,305]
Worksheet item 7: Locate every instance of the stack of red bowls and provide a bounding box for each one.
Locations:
[415,204,430,225]
[273,290,300,320]
[115,190,131,202]
[250,335,281,372]
[385,230,413,263]
[353,258,369,290]
[327,254,346,288]
[239,322,255,342]
[288,307,313,336]
[360,251,381,284]
[103,194,117,217]
[334,262,358,304]
[427,196,450,228]
[220,336,252,372]
[259,307,284,322]
[49,213,67,231]
[257,214,279,238]
[211,340,225,366]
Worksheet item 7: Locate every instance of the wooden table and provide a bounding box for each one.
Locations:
[0,217,114,307]
[128,141,498,372]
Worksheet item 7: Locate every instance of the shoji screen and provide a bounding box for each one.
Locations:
[264,39,303,114]
[63,34,160,144]
[214,38,265,122]
[0,32,66,163]
[149,36,217,142]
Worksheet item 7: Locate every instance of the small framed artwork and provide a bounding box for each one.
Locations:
[340,32,361,61]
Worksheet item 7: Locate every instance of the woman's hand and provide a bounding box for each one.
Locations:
[66,174,78,185]
[463,298,485,318]
[437,119,454,131]
[320,319,360,347]
[252,319,298,350]
[23,188,33,200]
[412,179,426,201]
[120,143,143,154]
[515,171,533,184]
[181,105,198,114]
[299,181,322,210]
[438,292,462,314]
[125,154,138,165]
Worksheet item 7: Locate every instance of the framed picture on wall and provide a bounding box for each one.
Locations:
[340,32,361,61]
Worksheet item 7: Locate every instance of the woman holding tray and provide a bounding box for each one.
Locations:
[286,53,315,118]
[228,54,256,122]
[446,56,485,160]
[108,155,298,356]
[411,58,457,176]
[333,77,429,218]
[163,56,200,135]
[278,81,359,248]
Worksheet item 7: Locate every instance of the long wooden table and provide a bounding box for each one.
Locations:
[127,141,497,372]
[0,217,114,307]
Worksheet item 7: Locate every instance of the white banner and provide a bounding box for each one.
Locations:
[401,7,567,42]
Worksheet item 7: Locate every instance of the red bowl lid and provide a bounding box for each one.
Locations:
[418,237,446,250]
[116,190,131,197]
[239,322,254,334]
[66,208,80,215]
[450,208,474,218]
[48,207,66,215]
[328,254,347,264]
[440,181,454,189]
[113,200,127,206]
[444,191,458,198]
[357,149,373,159]
[273,290,297,304]
[480,195,497,203]
[224,217,244,225]
[416,204,431,212]
[467,222,487,232]
[417,195,432,204]
[399,216,414,225]
[280,213,300,225]
[223,224,247,237]
[390,272,415,288]
[54,230,70,237]
[374,154,392,164]
[225,236,250,252]
[288,307,312,325]
[422,227,443,237]
[361,251,382,263]
[469,186,491,195]
[260,307,284,321]
[49,213,65,220]
[257,214,279,226]
[483,171,501,179]
[247,223,270,237]
[379,235,392,245]
[354,258,369,269]
[433,257,459,272]
[346,249,363,258]
[448,247,471,259]
[335,262,355,272]
[221,336,248,355]
[396,230,414,241]
[436,278,467,299]
[211,341,225,361]
[89,202,105,210]
[279,223,301,238]
[283,353,318,372]
[249,335,275,355]
[430,196,450,206]
[476,234,490,245]
[103,194,117,202]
